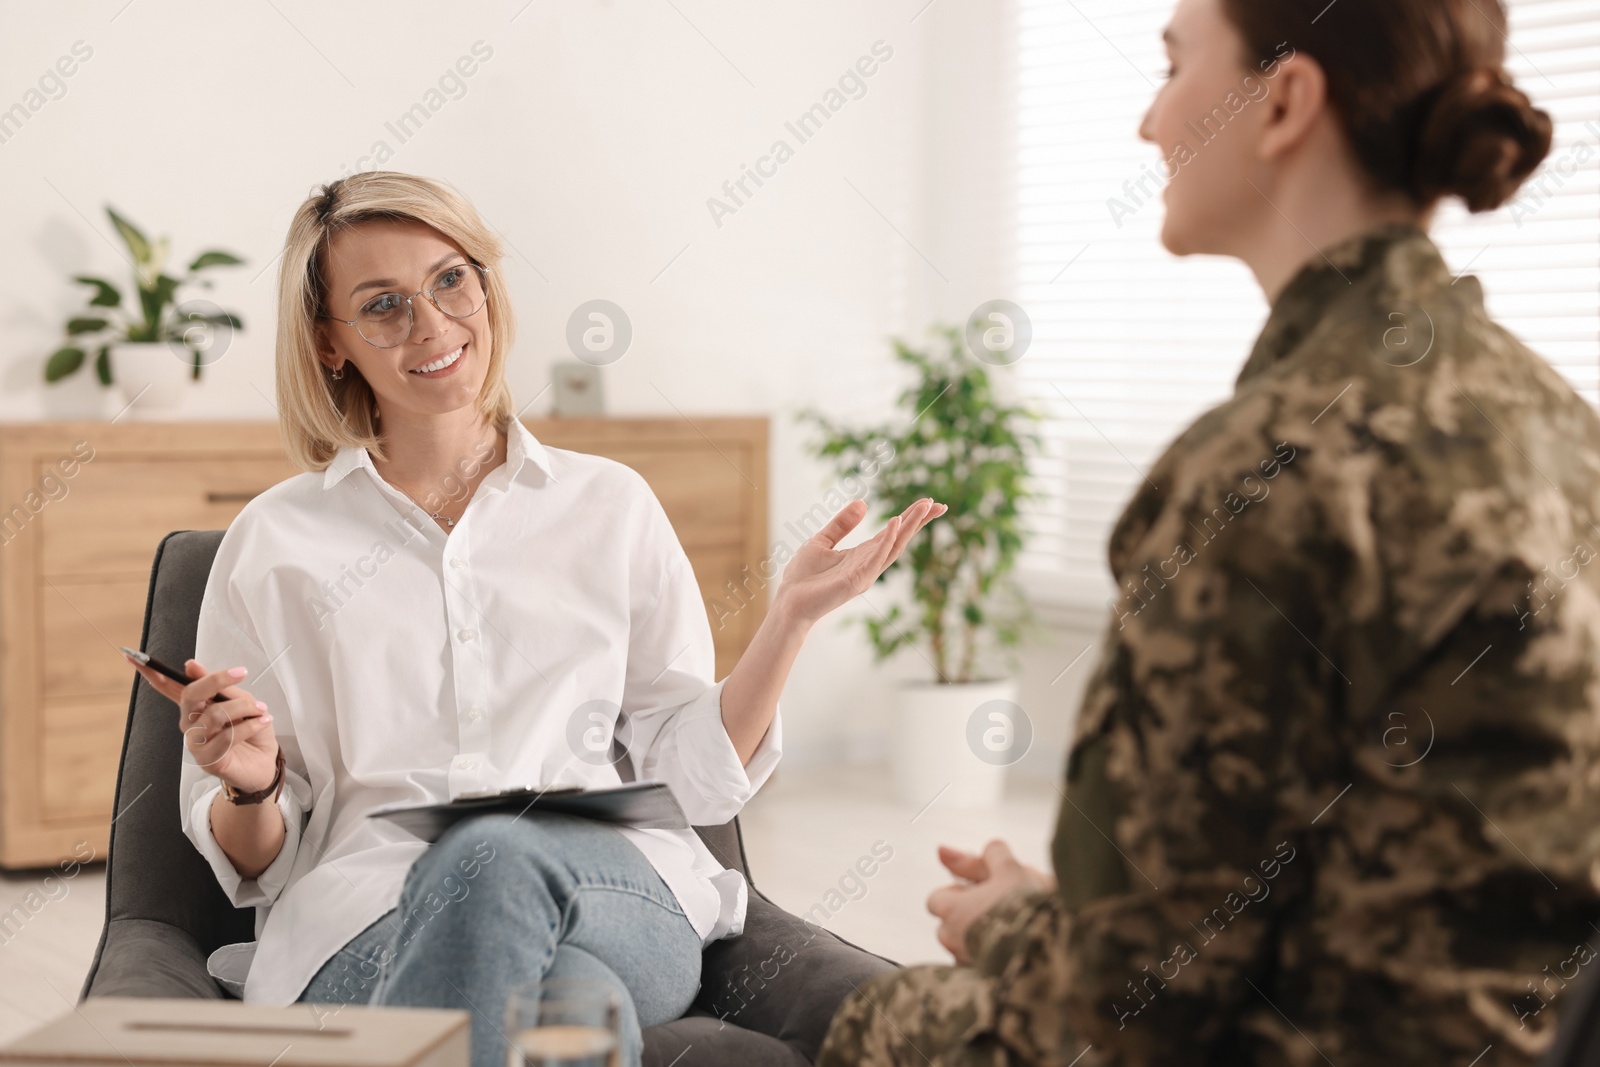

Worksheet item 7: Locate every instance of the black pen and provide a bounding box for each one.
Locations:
[120,646,245,706]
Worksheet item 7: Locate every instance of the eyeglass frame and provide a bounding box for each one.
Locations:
[317,260,492,350]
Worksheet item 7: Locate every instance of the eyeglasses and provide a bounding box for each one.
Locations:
[320,261,491,349]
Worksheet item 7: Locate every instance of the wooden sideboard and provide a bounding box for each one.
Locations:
[0,417,768,870]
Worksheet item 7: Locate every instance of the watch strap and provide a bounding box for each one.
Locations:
[223,745,285,806]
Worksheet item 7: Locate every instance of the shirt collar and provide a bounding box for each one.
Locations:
[322,417,555,491]
[1234,222,1463,388]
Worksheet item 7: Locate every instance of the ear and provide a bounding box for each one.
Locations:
[1256,50,1329,164]
[311,318,338,370]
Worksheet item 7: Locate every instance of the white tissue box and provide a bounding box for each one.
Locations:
[0,996,469,1066]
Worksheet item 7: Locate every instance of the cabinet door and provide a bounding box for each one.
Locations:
[39,454,298,577]
[1,431,298,868]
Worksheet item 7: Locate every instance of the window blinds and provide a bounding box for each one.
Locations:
[1010,0,1600,611]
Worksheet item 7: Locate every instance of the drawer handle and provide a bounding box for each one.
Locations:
[206,490,264,505]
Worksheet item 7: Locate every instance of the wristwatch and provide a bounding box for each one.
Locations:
[222,746,285,806]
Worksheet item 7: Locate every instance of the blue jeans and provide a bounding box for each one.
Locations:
[295,812,703,1067]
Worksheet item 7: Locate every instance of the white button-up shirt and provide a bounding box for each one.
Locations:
[179,418,782,1004]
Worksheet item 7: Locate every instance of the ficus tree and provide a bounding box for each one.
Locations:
[798,323,1047,684]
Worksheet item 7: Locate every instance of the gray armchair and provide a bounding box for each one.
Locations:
[79,529,895,1066]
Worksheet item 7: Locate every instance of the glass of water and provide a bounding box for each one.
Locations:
[505,978,621,1067]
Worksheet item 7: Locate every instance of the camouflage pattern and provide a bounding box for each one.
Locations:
[817,224,1600,1067]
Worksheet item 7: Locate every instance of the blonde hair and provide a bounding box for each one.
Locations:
[274,171,517,471]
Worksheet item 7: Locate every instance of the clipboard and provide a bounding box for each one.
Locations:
[365,780,689,841]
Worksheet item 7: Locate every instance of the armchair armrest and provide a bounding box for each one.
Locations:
[695,889,896,1063]
[82,918,225,1000]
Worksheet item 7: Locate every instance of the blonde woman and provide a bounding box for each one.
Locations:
[124,171,946,1067]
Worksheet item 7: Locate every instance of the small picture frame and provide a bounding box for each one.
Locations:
[551,360,605,417]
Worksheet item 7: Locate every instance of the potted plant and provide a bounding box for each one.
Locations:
[799,322,1047,807]
[44,205,245,412]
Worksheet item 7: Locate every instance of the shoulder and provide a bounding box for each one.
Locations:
[533,448,687,593]
[206,469,335,582]
[1131,262,1600,548]
[536,446,662,516]
[531,446,679,551]
[1105,372,1323,586]
[219,470,329,542]
[539,444,647,487]
[1111,278,1600,628]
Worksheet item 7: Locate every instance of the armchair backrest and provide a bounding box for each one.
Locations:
[80,530,254,1000]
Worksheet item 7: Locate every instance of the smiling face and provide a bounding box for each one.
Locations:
[314,217,492,423]
[1138,0,1272,257]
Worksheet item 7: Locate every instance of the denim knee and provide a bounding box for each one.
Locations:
[299,907,398,1008]
[395,814,579,929]
[389,827,501,940]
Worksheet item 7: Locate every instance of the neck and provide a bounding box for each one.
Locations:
[1239,151,1426,303]
[370,405,506,505]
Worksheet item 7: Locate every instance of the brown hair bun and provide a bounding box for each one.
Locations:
[1412,67,1554,211]
[1221,0,1556,214]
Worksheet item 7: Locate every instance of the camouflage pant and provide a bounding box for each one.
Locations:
[815,963,1028,1067]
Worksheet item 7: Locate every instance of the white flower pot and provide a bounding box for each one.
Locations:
[891,677,1023,810]
[109,341,193,414]
[40,367,116,420]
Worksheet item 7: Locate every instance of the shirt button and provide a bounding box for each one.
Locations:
[457,628,477,642]
[449,557,466,570]
[466,707,482,722]
[457,757,475,769]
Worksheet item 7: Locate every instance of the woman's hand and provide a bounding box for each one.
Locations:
[776,497,947,624]
[718,497,945,763]
[927,839,1055,964]
[124,654,280,794]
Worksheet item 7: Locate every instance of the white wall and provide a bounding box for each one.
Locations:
[0,0,1097,775]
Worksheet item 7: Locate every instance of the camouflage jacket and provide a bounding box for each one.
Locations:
[821,224,1600,1067]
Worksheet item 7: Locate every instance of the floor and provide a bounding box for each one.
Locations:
[0,762,1056,1047]
[739,762,1057,966]
[0,842,106,1045]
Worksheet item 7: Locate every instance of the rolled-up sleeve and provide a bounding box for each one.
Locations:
[619,474,782,825]
[178,541,312,908]
[640,675,783,825]
[182,779,305,907]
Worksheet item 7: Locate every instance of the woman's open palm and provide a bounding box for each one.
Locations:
[779,497,947,623]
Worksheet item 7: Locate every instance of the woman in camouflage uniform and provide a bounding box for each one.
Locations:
[819,0,1600,1063]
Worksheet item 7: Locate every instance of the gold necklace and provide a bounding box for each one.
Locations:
[387,477,460,530]
[375,433,500,531]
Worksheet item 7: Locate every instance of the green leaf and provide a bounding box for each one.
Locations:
[94,345,113,386]
[189,249,244,271]
[44,346,85,382]
[73,275,122,307]
[105,205,152,264]
[153,273,181,306]
[66,316,110,335]
[138,273,182,336]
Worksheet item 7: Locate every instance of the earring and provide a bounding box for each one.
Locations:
[330,364,344,380]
